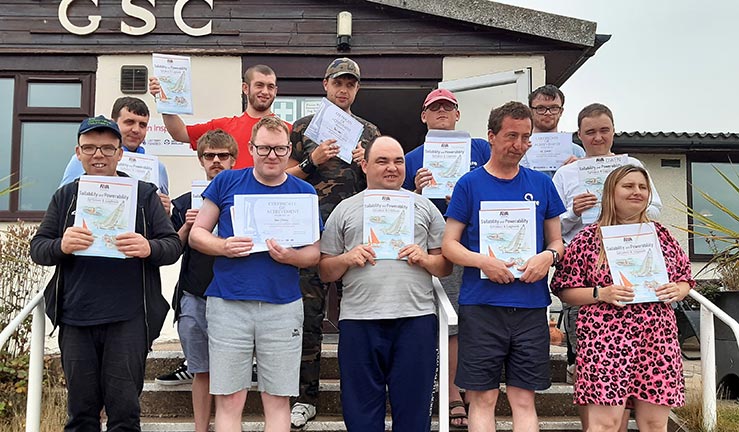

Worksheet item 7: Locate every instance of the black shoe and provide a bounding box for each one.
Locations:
[155,362,193,386]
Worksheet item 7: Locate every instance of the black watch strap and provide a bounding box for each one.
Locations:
[545,248,560,267]
[298,153,317,174]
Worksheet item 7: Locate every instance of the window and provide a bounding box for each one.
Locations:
[0,73,94,221]
[688,155,739,260]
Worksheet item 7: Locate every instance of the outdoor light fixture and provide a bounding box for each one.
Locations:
[337,11,352,51]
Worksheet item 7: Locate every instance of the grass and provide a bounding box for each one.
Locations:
[0,381,66,432]
[675,390,739,432]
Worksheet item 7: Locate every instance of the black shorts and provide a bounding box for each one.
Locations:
[456,304,551,391]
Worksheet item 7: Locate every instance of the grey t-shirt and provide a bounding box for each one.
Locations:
[321,191,445,320]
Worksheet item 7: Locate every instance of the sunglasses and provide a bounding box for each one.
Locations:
[202,152,233,161]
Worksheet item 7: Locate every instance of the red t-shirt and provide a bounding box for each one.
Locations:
[186,113,292,169]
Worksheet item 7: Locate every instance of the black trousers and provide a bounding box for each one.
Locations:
[59,316,148,432]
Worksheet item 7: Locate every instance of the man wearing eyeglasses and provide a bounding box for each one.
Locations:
[59,97,172,213]
[520,85,586,177]
[285,57,381,429]
[31,116,181,431]
[189,116,321,432]
[402,87,491,429]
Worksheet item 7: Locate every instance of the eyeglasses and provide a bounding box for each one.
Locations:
[78,144,120,157]
[202,152,233,161]
[425,101,458,112]
[252,144,290,157]
[531,105,562,115]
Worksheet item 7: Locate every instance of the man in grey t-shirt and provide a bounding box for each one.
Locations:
[319,136,451,431]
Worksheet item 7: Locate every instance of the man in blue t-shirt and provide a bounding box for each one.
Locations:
[189,116,321,431]
[442,101,565,431]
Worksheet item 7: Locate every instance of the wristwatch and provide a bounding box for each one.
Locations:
[593,285,601,300]
[545,248,560,267]
[298,153,317,174]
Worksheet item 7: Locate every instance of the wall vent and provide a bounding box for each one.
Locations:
[120,65,148,94]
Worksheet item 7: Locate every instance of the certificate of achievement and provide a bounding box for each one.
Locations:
[232,194,320,253]
[304,98,364,164]
[421,130,471,199]
[191,180,210,210]
[118,152,161,191]
[577,154,629,224]
[600,222,668,304]
[522,132,573,171]
[479,201,536,279]
[363,190,415,260]
[74,175,138,259]
[152,53,193,115]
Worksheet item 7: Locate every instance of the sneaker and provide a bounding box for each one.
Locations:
[251,361,258,387]
[290,402,316,429]
[566,364,576,385]
[155,362,193,386]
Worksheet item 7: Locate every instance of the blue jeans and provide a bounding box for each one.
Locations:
[59,316,148,431]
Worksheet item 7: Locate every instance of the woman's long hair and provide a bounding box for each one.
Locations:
[595,164,653,266]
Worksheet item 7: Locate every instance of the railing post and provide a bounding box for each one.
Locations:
[700,305,717,432]
[439,309,449,432]
[25,302,45,432]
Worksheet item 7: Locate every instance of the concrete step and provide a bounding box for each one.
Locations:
[140,380,578,418]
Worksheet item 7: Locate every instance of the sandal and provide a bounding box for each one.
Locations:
[449,400,468,430]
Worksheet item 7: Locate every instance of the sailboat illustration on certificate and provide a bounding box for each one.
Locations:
[422,130,471,199]
[479,201,536,279]
[363,190,414,260]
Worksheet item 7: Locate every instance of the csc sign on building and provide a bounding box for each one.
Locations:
[58,0,214,37]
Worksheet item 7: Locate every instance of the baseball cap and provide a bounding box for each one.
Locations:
[78,116,122,141]
[423,88,458,108]
[325,57,361,80]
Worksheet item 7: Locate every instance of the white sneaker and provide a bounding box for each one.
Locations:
[566,364,576,384]
[290,402,317,428]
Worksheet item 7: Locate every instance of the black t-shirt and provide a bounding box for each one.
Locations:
[172,193,215,298]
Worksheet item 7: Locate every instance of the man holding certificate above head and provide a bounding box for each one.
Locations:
[319,136,451,431]
[149,64,290,169]
[402,87,490,429]
[285,56,381,429]
[31,116,181,431]
[59,96,172,212]
[167,129,238,432]
[442,101,565,432]
[520,85,586,178]
[189,116,321,432]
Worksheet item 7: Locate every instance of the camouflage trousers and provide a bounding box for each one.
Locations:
[295,266,328,407]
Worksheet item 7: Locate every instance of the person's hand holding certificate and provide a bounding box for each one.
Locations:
[304,98,364,164]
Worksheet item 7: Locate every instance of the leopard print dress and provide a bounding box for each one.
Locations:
[550,222,694,407]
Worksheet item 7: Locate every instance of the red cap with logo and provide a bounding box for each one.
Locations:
[423,88,458,108]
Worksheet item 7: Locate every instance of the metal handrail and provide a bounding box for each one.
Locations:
[433,276,458,432]
[0,290,46,432]
[688,289,739,432]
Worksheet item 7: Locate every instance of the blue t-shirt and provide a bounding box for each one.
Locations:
[403,137,490,215]
[445,166,565,308]
[202,168,321,303]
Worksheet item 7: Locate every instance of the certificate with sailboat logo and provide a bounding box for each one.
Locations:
[363,190,415,260]
[478,201,536,279]
[421,130,471,199]
[73,175,138,259]
[152,53,193,115]
[577,154,629,224]
[191,180,210,210]
[118,153,161,191]
[600,222,667,304]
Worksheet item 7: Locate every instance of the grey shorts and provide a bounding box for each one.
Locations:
[438,264,463,336]
[206,297,303,396]
[178,292,209,374]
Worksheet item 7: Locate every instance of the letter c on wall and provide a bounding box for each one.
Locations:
[58,0,101,36]
[174,0,213,37]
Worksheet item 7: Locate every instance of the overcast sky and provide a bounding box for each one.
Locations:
[496,0,736,134]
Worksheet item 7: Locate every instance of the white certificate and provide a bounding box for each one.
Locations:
[304,98,364,164]
[152,53,193,115]
[421,130,471,199]
[601,222,668,304]
[191,180,210,210]
[74,175,138,259]
[522,132,573,171]
[118,152,161,190]
[479,201,536,279]
[232,194,320,253]
[577,154,629,224]
[363,189,415,260]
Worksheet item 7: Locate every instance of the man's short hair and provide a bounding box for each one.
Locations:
[577,103,614,130]
[196,129,239,159]
[243,64,276,84]
[364,135,400,162]
[487,101,533,134]
[528,85,565,106]
[111,97,149,120]
[251,116,289,143]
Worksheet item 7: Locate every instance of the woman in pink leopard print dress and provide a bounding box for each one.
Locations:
[551,165,694,432]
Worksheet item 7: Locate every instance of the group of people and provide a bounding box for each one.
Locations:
[28,55,694,432]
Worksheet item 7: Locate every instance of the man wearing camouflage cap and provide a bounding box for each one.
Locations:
[285,57,381,428]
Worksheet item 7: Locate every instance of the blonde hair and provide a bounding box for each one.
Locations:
[196,129,238,159]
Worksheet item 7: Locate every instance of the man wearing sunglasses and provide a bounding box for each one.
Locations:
[190,116,321,432]
[31,116,181,431]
